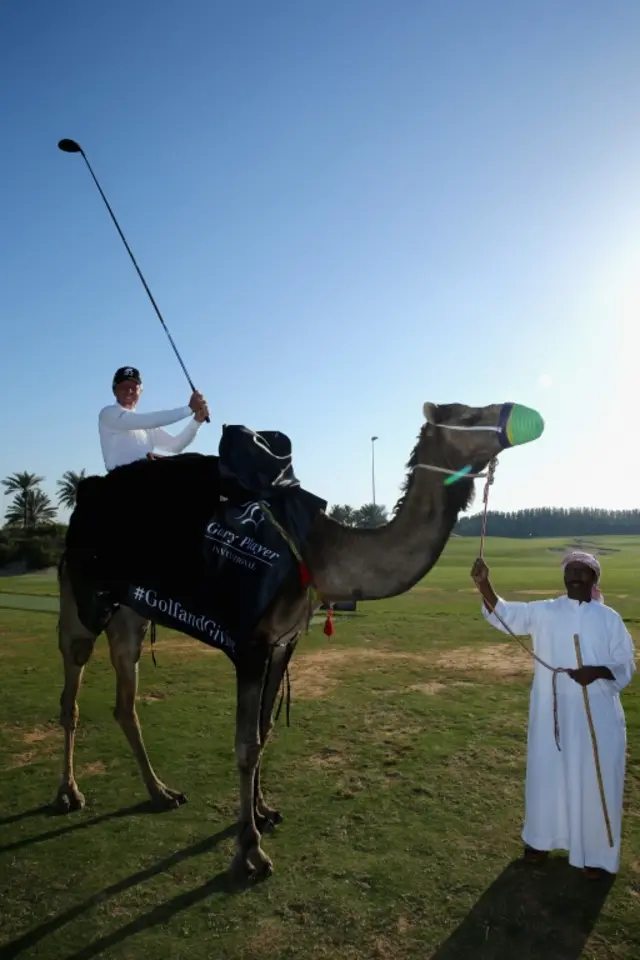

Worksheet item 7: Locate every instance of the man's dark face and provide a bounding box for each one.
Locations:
[564,562,596,602]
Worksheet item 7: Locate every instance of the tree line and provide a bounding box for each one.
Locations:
[331,503,640,537]
[455,507,640,538]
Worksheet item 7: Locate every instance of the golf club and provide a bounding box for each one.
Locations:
[57,138,209,422]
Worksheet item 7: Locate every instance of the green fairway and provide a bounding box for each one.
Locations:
[0,569,59,597]
[1,536,638,959]
[0,592,58,613]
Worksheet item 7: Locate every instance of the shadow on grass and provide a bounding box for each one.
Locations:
[430,856,614,960]
[0,823,237,959]
[0,800,171,856]
[0,804,53,827]
[61,869,252,960]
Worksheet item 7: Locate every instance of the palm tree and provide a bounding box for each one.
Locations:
[57,469,87,509]
[5,488,57,530]
[2,471,44,496]
[328,504,358,526]
[2,471,45,530]
[354,502,388,528]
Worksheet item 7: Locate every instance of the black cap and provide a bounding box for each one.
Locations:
[112,366,142,387]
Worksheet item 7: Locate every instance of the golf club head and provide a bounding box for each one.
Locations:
[58,138,83,154]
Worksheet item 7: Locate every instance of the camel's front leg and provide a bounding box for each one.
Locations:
[231,654,272,879]
[107,612,187,810]
[55,636,95,813]
[54,564,97,813]
[254,639,298,831]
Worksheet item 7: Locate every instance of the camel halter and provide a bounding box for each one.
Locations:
[414,408,516,481]
[416,402,544,481]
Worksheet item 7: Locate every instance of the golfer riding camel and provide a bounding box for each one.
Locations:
[98,366,210,472]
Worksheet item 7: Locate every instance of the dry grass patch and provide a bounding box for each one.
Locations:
[308,746,349,770]
[434,643,532,676]
[291,645,527,699]
[6,752,39,769]
[407,681,446,695]
[138,691,167,702]
[289,648,433,699]
[2,722,59,769]
[22,724,58,744]
[82,760,107,776]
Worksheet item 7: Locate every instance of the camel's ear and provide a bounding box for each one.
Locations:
[423,402,437,423]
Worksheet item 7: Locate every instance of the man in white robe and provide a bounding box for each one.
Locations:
[471,551,635,879]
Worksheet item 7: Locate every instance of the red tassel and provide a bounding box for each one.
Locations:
[323,607,334,638]
[299,562,313,588]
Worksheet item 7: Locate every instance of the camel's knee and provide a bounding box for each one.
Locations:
[58,628,96,666]
[59,698,79,730]
[113,702,136,726]
[70,636,95,666]
[113,698,138,727]
[237,740,261,774]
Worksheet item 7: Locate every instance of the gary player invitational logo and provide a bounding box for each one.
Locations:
[204,503,281,571]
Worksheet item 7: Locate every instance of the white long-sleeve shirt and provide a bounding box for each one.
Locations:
[98,403,202,471]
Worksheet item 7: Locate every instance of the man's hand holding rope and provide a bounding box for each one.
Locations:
[471,557,499,611]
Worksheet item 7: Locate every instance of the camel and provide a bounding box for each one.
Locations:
[54,400,544,879]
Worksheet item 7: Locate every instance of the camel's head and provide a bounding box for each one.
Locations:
[419,401,545,478]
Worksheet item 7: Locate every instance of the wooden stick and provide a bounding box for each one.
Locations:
[573,634,614,848]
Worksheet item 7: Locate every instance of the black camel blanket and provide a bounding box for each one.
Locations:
[65,424,327,660]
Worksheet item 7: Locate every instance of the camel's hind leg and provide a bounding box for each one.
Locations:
[107,609,187,810]
[231,651,273,879]
[54,562,97,813]
[254,638,298,832]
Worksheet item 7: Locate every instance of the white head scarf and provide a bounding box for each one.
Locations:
[561,550,603,603]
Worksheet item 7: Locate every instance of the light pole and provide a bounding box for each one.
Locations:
[371,436,378,505]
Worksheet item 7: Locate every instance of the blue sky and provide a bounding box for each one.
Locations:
[1,0,639,523]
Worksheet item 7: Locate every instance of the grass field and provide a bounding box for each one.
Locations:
[1,536,638,959]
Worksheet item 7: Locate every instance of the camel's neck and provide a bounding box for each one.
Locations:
[307,468,469,601]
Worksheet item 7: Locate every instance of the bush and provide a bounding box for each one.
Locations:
[19,536,61,571]
[0,539,16,567]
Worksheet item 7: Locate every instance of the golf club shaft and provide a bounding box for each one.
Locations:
[78,149,209,422]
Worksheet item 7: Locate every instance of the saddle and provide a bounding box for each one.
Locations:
[66,426,327,660]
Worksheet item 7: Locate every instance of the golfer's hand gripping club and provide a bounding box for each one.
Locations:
[189,390,209,423]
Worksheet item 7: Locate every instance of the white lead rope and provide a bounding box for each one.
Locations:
[412,463,489,480]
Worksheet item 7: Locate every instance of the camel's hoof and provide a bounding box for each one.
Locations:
[53,786,86,814]
[256,809,283,834]
[150,787,188,811]
[253,859,274,881]
[248,846,273,880]
[231,849,273,881]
